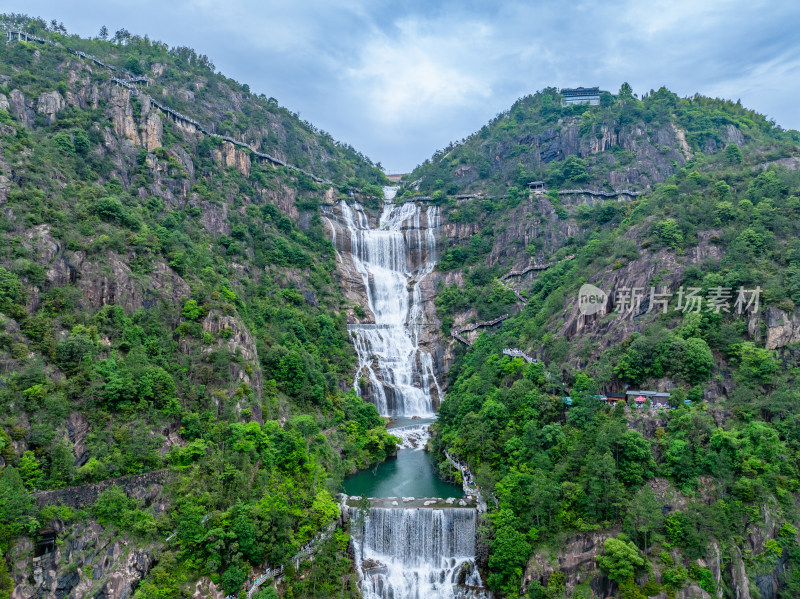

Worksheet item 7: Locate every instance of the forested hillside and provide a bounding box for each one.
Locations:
[405,85,798,197]
[427,86,800,597]
[0,15,393,598]
[4,10,800,599]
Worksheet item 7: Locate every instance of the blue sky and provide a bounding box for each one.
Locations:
[8,0,800,172]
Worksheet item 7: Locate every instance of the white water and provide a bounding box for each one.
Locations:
[390,422,434,449]
[331,200,488,599]
[339,201,441,416]
[350,507,487,599]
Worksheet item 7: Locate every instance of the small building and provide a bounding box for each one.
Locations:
[528,181,546,194]
[561,86,601,107]
[625,390,671,403]
[606,392,626,405]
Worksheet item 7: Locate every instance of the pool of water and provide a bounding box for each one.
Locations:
[342,432,463,499]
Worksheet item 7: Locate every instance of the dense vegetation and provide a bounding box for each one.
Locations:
[4,11,800,599]
[432,87,800,597]
[0,15,394,598]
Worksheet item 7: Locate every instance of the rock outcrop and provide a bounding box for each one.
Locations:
[200,310,264,413]
[36,90,65,124]
[109,85,138,143]
[522,531,614,597]
[213,140,251,176]
[140,107,163,151]
[764,306,800,349]
[9,89,34,126]
[11,521,158,599]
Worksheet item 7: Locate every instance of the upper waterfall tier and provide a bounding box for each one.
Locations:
[325,201,442,416]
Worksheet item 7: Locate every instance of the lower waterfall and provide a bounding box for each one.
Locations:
[349,506,488,599]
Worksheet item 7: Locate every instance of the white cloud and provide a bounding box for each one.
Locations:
[345,18,494,125]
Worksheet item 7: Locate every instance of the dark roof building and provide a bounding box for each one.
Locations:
[561,86,601,106]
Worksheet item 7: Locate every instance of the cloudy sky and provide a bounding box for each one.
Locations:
[8,0,800,171]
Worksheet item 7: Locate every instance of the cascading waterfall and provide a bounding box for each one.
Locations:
[336,200,441,416]
[349,507,487,599]
[329,198,488,598]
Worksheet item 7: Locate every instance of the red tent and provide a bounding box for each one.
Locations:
[634,396,646,403]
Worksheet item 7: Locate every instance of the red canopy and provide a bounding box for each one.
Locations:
[634,396,646,402]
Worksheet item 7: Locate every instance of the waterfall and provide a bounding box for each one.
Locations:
[330,200,488,598]
[350,507,488,599]
[334,201,441,416]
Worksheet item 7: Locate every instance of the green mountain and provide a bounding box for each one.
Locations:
[0,15,392,599]
[3,12,800,599]
[405,85,798,197]
[422,86,800,597]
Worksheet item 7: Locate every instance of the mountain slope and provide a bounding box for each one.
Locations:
[404,85,798,198]
[424,87,800,598]
[0,15,392,598]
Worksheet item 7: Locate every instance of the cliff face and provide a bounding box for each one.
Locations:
[12,473,170,599]
[323,201,446,400]
[11,529,157,599]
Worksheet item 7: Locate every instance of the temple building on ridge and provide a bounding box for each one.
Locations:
[560,86,601,106]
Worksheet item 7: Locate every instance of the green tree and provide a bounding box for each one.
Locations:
[657,219,683,249]
[598,537,646,583]
[724,143,742,165]
[733,342,779,385]
[0,467,34,534]
[624,485,663,553]
[618,82,634,100]
[18,451,44,491]
[616,431,655,487]
[487,525,532,592]
[682,337,713,384]
[666,439,695,487]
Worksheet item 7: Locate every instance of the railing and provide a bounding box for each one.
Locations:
[499,255,575,281]
[451,314,510,346]
[498,278,527,303]
[443,449,479,496]
[221,523,337,599]
[5,29,57,45]
[107,78,332,184]
[502,348,536,363]
[558,188,642,197]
